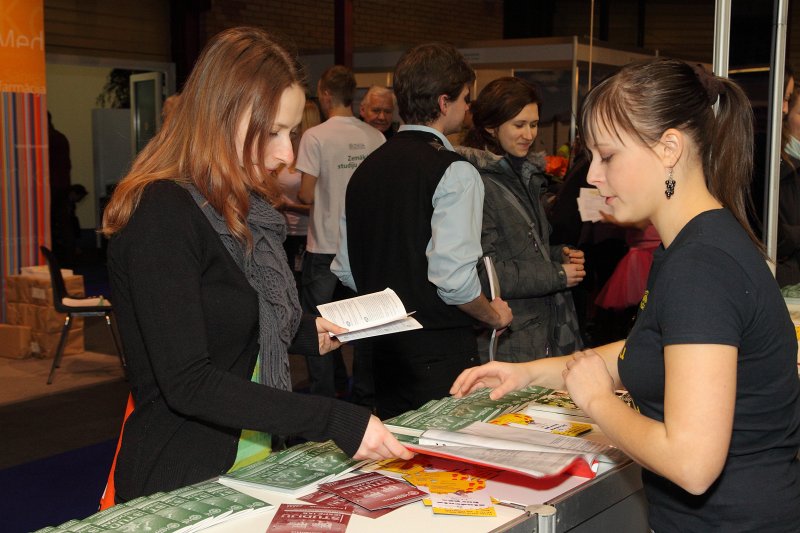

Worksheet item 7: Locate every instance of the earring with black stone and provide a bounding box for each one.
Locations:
[665,167,676,199]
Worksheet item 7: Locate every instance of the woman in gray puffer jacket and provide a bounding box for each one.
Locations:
[457,77,585,362]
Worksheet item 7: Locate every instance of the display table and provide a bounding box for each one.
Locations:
[207,460,647,533]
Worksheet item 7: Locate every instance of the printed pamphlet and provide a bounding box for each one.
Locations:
[317,288,422,342]
[43,481,272,532]
[266,504,352,533]
[221,440,365,495]
[318,472,427,511]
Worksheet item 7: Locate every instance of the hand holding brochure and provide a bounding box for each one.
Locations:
[317,288,422,342]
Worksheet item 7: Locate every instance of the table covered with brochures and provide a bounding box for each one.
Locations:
[208,460,648,533]
[44,386,649,532]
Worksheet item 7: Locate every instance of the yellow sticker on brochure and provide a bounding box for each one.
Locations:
[488,412,592,437]
[432,506,497,517]
[404,471,486,494]
[489,413,533,426]
[430,491,496,516]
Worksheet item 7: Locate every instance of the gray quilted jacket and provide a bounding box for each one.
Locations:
[458,146,569,361]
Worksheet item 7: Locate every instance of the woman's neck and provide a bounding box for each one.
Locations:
[652,173,722,248]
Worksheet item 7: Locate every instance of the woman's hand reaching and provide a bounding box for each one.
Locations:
[449,361,534,400]
[353,415,414,461]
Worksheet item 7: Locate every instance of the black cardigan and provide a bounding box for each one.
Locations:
[108,180,370,501]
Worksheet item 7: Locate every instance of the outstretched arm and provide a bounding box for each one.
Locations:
[450,340,625,399]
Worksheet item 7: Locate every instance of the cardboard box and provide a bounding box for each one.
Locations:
[20,265,73,278]
[3,273,87,359]
[0,324,32,359]
[31,327,84,359]
[4,274,85,305]
[5,301,84,333]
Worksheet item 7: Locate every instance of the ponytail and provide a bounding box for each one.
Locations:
[707,77,763,255]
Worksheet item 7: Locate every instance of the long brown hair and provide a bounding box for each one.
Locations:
[102,27,305,247]
[462,77,541,155]
[581,58,763,255]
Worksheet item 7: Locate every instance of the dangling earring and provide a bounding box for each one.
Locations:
[665,168,676,199]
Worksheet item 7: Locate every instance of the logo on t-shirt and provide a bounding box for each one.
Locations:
[639,290,649,310]
[349,143,366,150]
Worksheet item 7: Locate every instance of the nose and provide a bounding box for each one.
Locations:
[522,125,534,141]
[274,135,294,166]
[586,157,603,187]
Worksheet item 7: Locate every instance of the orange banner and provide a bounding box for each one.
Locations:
[0,0,45,93]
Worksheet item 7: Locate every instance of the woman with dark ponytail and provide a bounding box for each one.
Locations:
[451,58,800,531]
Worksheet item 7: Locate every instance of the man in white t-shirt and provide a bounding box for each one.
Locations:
[297,65,385,399]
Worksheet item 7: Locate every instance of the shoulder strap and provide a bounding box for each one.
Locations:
[484,175,551,262]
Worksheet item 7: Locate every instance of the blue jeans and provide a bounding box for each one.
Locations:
[300,252,349,397]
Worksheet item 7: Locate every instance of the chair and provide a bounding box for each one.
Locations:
[40,246,126,384]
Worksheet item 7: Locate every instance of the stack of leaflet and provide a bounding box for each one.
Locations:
[33,481,272,532]
[384,385,593,440]
[220,440,365,496]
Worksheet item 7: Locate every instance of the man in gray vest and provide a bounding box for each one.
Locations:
[332,43,512,419]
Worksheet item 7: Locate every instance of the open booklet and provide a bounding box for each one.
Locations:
[407,421,627,480]
[317,288,422,342]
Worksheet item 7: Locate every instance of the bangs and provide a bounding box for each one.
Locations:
[581,75,650,150]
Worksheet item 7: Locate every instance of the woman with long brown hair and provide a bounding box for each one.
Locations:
[452,59,800,531]
[102,27,409,502]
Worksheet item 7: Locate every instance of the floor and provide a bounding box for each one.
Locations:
[0,317,128,469]
[0,314,350,470]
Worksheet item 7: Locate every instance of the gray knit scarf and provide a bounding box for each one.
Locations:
[186,184,301,391]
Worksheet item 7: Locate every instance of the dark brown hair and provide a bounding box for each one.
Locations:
[393,42,475,126]
[102,27,305,248]
[319,65,356,107]
[462,77,541,155]
[581,58,763,255]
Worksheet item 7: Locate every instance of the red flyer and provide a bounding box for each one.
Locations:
[266,504,352,533]
[318,472,426,511]
[298,489,397,519]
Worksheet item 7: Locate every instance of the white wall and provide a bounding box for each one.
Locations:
[45,63,110,229]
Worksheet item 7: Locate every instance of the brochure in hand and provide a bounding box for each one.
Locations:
[316,288,421,342]
[220,440,365,495]
[482,256,501,362]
